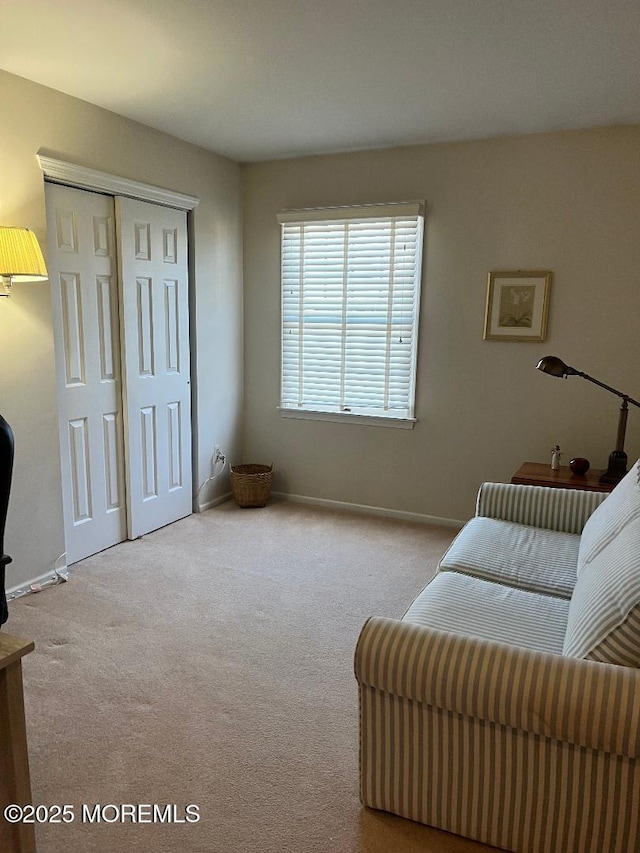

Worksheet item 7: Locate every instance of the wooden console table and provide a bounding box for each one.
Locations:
[511,462,615,493]
[0,633,36,853]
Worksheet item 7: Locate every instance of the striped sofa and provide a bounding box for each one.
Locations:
[355,461,640,853]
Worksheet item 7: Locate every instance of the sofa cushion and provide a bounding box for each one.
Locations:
[577,460,640,575]
[563,515,640,667]
[439,517,579,598]
[403,572,569,655]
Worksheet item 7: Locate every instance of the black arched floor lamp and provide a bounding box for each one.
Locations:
[536,356,640,484]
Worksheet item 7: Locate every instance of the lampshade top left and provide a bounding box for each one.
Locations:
[0,227,48,280]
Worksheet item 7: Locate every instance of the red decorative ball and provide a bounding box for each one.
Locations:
[569,457,590,475]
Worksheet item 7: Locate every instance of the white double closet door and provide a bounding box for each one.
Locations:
[46,183,192,565]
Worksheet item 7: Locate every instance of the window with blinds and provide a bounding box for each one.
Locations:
[278,202,424,423]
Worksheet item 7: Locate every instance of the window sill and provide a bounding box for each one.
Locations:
[278,407,416,429]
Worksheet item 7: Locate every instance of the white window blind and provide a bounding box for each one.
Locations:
[279,202,424,422]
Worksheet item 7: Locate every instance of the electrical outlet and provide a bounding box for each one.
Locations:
[212,446,226,470]
[212,446,220,469]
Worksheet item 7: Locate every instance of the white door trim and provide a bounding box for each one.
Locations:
[36,153,200,211]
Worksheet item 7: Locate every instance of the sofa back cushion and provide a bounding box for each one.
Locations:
[576,460,640,575]
[564,514,640,666]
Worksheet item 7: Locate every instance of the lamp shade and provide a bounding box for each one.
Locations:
[536,356,578,377]
[0,227,48,281]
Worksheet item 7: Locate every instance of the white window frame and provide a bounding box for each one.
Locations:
[278,202,424,427]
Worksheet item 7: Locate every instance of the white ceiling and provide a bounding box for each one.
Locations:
[2,0,640,162]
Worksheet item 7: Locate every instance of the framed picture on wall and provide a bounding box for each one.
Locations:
[483,270,552,341]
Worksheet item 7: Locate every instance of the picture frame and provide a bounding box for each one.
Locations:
[483,270,552,341]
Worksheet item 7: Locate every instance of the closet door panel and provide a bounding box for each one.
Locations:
[46,184,127,564]
[116,197,192,539]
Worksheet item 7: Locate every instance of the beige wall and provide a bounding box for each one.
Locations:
[242,127,640,522]
[0,71,243,589]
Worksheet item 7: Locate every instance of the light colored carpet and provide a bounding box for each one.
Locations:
[6,499,500,852]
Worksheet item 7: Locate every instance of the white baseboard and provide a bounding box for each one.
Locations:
[196,491,233,512]
[271,491,464,528]
[7,564,69,601]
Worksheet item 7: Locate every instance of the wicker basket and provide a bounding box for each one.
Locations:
[230,463,273,508]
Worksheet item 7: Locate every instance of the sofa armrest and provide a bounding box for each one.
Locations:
[475,481,608,533]
[355,616,640,758]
